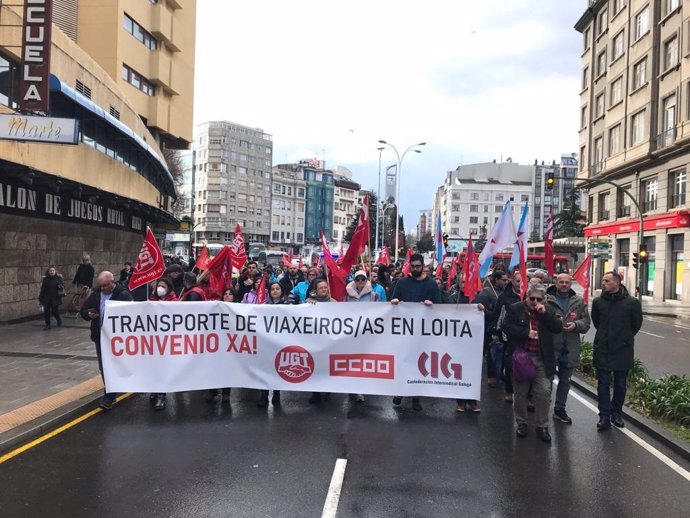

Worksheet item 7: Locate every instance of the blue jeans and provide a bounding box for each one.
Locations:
[596,369,628,417]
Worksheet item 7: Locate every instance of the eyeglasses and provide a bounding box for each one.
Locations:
[355,277,366,281]
[528,297,543,302]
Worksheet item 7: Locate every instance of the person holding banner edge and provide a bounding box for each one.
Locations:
[80,271,133,411]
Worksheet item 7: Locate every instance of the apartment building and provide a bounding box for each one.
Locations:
[333,168,361,247]
[576,0,689,301]
[270,165,306,250]
[192,121,273,244]
[418,210,432,237]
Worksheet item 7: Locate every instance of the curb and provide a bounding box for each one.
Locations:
[0,390,103,456]
[571,375,690,462]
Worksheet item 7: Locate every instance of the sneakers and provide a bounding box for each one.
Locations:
[536,427,552,443]
[504,394,514,403]
[611,414,625,428]
[392,396,402,406]
[456,403,466,413]
[516,423,528,438]
[153,394,166,411]
[469,401,481,413]
[553,408,573,424]
[597,415,611,431]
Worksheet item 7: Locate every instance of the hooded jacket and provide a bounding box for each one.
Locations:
[545,285,591,368]
[345,280,380,302]
[591,285,642,371]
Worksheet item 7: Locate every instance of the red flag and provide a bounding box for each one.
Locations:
[206,245,233,296]
[256,274,267,304]
[129,227,166,291]
[434,263,444,279]
[544,206,554,278]
[282,254,292,267]
[340,196,369,272]
[298,255,303,268]
[572,256,592,304]
[464,236,482,298]
[519,241,528,301]
[401,248,413,276]
[194,245,211,271]
[321,229,347,301]
[376,246,391,265]
[288,249,293,264]
[230,224,247,270]
[446,257,458,291]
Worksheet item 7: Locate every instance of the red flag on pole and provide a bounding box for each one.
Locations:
[341,196,369,272]
[376,246,391,265]
[446,257,457,291]
[255,274,267,304]
[519,241,528,301]
[544,206,554,278]
[434,263,444,279]
[230,224,247,270]
[129,227,166,291]
[282,254,292,267]
[321,229,348,301]
[401,248,413,276]
[464,236,482,299]
[572,255,592,304]
[205,245,233,296]
[194,245,211,271]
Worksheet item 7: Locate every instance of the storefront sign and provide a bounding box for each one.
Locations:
[20,0,53,112]
[0,114,79,144]
[584,211,690,237]
[0,177,148,233]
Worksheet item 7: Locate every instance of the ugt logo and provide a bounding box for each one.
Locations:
[418,352,462,380]
[275,345,314,383]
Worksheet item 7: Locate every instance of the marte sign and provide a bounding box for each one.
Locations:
[20,0,53,112]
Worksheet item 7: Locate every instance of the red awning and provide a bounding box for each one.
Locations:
[584,211,690,237]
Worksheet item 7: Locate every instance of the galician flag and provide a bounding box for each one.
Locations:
[435,210,445,267]
[478,201,516,278]
[509,201,529,272]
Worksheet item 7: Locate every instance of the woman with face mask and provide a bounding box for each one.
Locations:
[147,277,178,410]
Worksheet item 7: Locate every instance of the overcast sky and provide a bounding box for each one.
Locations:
[194,0,585,229]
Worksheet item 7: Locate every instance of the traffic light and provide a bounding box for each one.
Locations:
[546,172,555,190]
[632,252,639,269]
[442,233,449,250]
[639,244,649,264]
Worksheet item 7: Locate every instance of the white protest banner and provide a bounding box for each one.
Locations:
[101,301,485,399]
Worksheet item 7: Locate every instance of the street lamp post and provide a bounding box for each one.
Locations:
[378,139,426,263]
[374,147,384,256]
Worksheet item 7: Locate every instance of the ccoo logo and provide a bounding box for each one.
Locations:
[275,345,314,383]
[418,352,462,380]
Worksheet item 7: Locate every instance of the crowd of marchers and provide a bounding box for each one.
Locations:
[38,252,642,443]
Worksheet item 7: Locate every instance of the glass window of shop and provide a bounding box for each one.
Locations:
[669,234,684,300]
[617,238,630,269]
[640,236,655,296]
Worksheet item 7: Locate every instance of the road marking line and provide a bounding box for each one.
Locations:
[568,389,690,483]
[321,458,347,518]
[0,393,132,465]
[640,331,664,338]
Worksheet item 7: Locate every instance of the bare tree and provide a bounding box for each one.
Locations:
[162,147,187,218]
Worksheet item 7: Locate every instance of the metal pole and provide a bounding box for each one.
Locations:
[375,147,384,255]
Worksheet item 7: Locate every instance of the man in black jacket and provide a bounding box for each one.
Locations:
[591,271,643,430]
[80,271,133,411]
[503,283,563,442]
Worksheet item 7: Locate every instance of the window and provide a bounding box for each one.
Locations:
[660,93,677,147]
[633,59,647,90]
[470,192,480,200]
[596,50,607,77]
[635,7,649,40]
[667,0,680,15]
[123,14,158,50]
[612,0,625,16]
[670,169,686,207]
[583,27,590,51]
[582,67,589,90]
[581,105,588,128]
[664,36,679,70]
[642,178,658,212]
[495,193,504,201]
[580,145,586,171]
[494,206,503,213]
[469,217,478,224]
[609,124,622,155]
[520,194,529,202]
[451,204,460,211]
[469,205,478,212]
[612,31,625,61]
[122,64,155,95]
[595,93,605,118]
[597,10,608,36]
[632,110,646,144]
[610,76,623,106]
[594,136,604,170]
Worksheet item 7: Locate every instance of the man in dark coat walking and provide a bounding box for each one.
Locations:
[591,271,643,430]
[80,271,133,411]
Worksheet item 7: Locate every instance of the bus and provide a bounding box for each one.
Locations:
[248,242,266,261]
[457,252,570,276]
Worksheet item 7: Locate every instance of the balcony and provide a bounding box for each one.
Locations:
[656,128,677,150]
[642,199,657,213]
[670,192,686,208]
[598,209,610,221]
[617,205,631,217]
[590,161,604,176]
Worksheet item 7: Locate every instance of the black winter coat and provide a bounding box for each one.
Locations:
[39,274,64,308]
[80,284,133,342]
[73,264,95,287]
[591,286,643,371]
[502,301,564,378]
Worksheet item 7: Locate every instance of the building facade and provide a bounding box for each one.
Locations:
[418,209,432,237]
[576,0,689,302]
[270,164,306,250]
[0,1,195,322]
[333,170,361,248]
[191,121,273,245]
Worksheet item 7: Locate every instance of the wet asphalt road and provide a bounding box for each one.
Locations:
[1,385,689,518]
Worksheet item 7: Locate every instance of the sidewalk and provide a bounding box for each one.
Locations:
[0,316,103,453]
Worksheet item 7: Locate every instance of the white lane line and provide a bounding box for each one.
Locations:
[322,458,348,518]
[640,331,664,338]
[568,389,690,483]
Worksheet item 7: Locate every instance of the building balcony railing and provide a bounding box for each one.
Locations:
[590,161,604,176]
[656,127,677,150]
[598,209,610,221]
[617,205,631,217]
[642,199,657,213]
[670,192,686,208]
